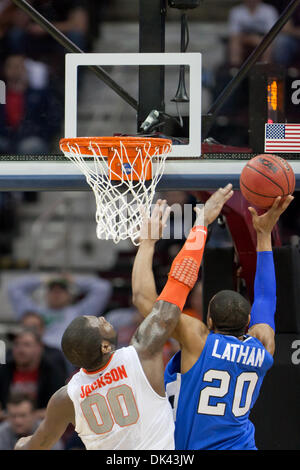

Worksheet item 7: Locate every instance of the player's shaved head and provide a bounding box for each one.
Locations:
[208,290,251,337]
[61,316,117,370]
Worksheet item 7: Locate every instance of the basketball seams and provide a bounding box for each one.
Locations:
[240,180,287,199]
[266,154,290,193]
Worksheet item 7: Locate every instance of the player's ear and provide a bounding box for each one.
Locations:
[207,317,213,330]
[101,340,113,355]
[207,308,213,330]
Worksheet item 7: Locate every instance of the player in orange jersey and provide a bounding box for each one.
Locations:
[14,185,233,450]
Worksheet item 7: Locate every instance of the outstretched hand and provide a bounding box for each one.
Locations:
[194,184,234,227]
[248,195,294,234]
[139,199,171,243]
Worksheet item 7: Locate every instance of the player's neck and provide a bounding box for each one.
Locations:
[213,328,246,341]
[84,351,114,374]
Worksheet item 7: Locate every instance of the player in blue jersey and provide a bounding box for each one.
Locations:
[132,192,294,450]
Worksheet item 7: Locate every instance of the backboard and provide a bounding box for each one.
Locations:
[1,1,300,191]
[1,46,299,192]
[64,52,202,159]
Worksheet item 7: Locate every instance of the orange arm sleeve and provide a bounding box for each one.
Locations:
[157,225,207,311]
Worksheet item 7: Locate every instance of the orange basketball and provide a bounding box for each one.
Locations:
[240,154,295,209]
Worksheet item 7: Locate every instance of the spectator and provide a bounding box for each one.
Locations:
[0,327,67,418]
[212,0,278,121]
[7,273,112,351]
[3,0,90,62]
[0,392,63,450]
[20,311,68,378]
[24,57,49,90]
[228,0,279,67]
[0,54,61,154]
[0,1,17,61]
[273,6,300,67]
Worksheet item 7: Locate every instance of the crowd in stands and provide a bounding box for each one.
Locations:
[0,0,106,261]
[0,0,100,155]
[0,392,64,449]
[228,0,300,74]
[0,271,113,449]
[212,0,300,142]
[0,0,299,155]
[0,0,299,152]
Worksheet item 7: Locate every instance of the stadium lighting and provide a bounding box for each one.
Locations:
[249,64,285,153]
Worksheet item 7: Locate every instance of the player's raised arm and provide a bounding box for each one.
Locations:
[131,200,209,395]
[14,386,74,450]
[131,186,234,378]
[132,199,170,317]
[132,187,234,319]
[248,195,294,355]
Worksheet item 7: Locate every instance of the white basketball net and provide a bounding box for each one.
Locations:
[60,138,172,245]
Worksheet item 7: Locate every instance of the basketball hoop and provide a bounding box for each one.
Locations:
[59,136,172,245]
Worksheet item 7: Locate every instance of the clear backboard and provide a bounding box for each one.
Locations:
[65,52,202,158]
[0,1,300,191]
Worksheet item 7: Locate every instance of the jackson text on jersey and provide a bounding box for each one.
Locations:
[80,365,128,398]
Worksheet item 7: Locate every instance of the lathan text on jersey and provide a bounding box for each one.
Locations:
[211,339,265,367]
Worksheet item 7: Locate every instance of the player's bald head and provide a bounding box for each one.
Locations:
[61,316,117,370]
[207,290,251,337]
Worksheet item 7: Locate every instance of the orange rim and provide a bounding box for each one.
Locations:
[59,136,172,181]
[59,136,172,157]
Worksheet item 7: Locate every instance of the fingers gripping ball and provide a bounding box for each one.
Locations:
[240,154,295,209]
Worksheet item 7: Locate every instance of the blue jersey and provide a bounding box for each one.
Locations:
[164,332,273,450]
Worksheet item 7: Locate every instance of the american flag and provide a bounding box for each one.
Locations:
[265,123,300,153]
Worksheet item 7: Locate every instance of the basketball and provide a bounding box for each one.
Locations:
[240,154,295,209]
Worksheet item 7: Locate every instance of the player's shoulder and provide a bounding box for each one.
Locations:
[244,334,264,346]
[51,385,72,403]
[179,313,208,333]
[47,385,74,416]
[107,345,138,368]
[248,325,275,356]
[173,314,209,362]
[243,332,272,356]
[115,345,135,359]
[176,313,208,344]
[45,385,75,427]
